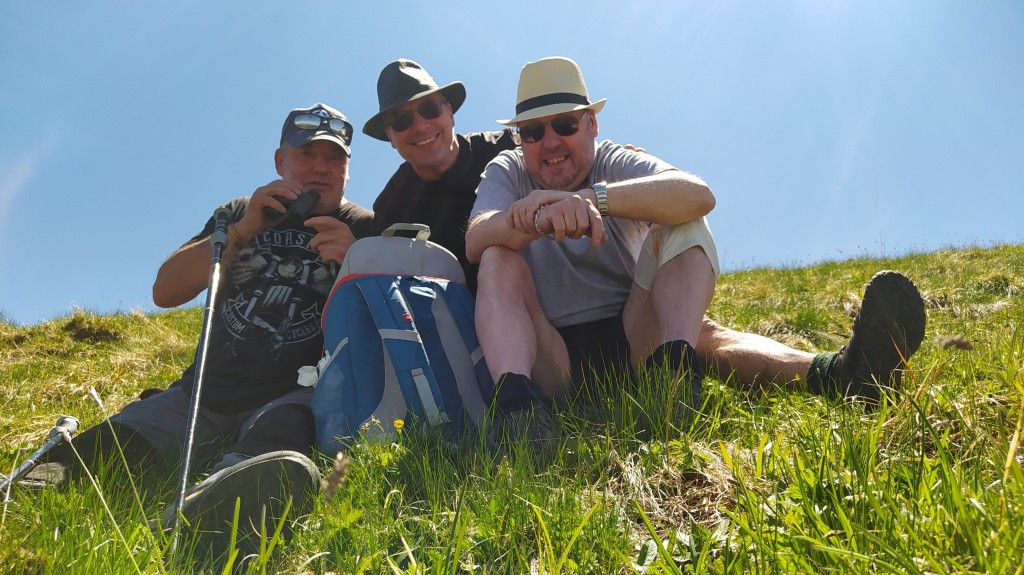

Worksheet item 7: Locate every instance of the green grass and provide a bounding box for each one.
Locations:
[2,244,1023,574]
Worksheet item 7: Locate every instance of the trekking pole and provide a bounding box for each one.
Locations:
[1,415,79,499]
[171,207,231,553]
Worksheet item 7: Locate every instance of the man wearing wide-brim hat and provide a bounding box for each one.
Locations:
[363,58,517,294]
[466,56,719,447]
[466,56,926,448]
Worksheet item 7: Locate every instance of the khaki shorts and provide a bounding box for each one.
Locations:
[634,217,720,291]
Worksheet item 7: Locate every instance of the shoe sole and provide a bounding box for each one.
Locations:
[19,462,67,489]
[860,270,926,359]
[165,450,320,553]
[840,270,926,401]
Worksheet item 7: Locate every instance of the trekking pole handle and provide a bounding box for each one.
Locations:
[49,415,79,441]
[209,207,232,250]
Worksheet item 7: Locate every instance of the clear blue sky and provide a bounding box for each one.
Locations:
[2,1,1022,326]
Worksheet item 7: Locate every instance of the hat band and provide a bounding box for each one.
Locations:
[515,92,590,115]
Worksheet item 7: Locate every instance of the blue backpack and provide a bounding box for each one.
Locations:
[311,224,494,454]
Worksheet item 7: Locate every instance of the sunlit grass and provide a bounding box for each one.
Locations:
[2,244,1022,573]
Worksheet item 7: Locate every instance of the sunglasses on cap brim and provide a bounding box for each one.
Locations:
[292,114,353,145]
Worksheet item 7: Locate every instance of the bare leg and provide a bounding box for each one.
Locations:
[474,246,573,399]
[698,271,926,397]
[623,246,716,368]
[697,318,813,391]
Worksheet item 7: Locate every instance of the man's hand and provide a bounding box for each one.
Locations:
[508,190,607,246]
[506,189,569,233]
[306,216,357,264]
[236,180,305,236]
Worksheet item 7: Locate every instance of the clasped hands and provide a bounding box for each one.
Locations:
[506,189,608,247]
[240,180,357,265]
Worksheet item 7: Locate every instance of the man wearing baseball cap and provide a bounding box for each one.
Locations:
[34,102,374,565]
[466,57,926,447]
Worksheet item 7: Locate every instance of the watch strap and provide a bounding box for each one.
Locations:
[593,181,609,216]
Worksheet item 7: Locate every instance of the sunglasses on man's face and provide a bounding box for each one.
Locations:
[515,112,585,144]
[293,114,352,145]
[387,99,447,133]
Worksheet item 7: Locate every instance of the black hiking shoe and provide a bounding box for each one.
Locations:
[835,270,926,403]
[487,401,560,457]
[163,450,320,562]
[643,339,705,416]
[675,369,704,425]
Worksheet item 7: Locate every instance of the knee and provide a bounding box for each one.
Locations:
[696,317,729,362]
[237,403,315,456]
[478,246,531,286]
[699,316,723,342]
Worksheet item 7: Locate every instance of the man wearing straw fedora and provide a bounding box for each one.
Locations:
[466,57,926,445]
[467,57,717,444]
[362,58,925,446]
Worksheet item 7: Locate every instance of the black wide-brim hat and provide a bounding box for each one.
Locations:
[362,59,466,141]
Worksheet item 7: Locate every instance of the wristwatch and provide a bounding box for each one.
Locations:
[593,181,609,216]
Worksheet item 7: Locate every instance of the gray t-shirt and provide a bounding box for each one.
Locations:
[473,140,676,328]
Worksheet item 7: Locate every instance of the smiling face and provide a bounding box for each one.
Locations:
[274,139,350,213]
[519,110,599,191]
[384,94,459,182]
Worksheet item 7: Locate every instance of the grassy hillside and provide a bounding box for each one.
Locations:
[2,245,1022,574]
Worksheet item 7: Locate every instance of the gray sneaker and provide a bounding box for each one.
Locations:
[19,462,68,489]
[163,450,320,560]
[487,401,560,457]
[837,271,926,403]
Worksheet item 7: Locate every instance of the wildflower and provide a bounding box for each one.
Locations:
[359,415,381,434]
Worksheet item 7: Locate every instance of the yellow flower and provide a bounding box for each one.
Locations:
[393,419,405,431]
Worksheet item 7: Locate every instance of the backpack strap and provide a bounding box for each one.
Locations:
[357,277,449,426]
[398,276,490,426]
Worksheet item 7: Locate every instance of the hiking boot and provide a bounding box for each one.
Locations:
[487,401,559,456]
[163,450,320,560]
[642,339,705,422]
[836,270,926,403]
[675,369,704,423]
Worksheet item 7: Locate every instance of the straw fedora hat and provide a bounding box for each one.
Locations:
[362,59,466,141]
[499,57,606,126]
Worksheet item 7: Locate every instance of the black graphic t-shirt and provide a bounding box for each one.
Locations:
[369,130,517,294]
[175,196,374,414]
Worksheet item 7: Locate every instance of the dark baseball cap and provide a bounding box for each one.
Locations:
[281,103,353,156]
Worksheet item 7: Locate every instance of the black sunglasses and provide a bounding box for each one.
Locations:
[293,114,352,145]
[515,112,585,144]
[387,99,447,133]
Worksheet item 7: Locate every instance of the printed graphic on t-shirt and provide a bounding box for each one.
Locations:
[220,228,336,357]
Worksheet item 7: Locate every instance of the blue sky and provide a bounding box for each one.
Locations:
[2,1,1022,326]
